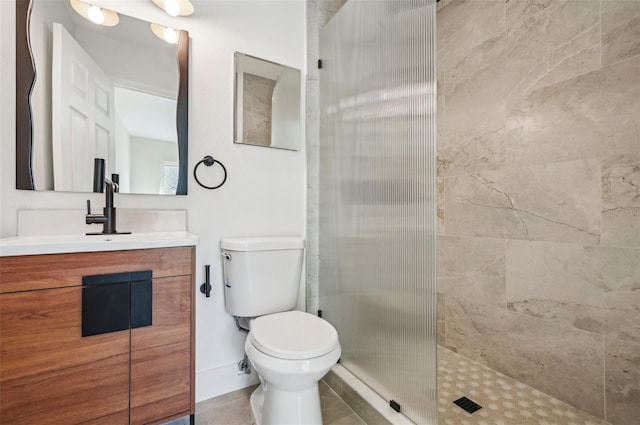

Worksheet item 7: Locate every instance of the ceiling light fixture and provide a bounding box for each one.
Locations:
[151,0,194,17]
[70,0,119,26]
[150,23,181,44]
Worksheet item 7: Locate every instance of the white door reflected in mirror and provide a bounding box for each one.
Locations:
[52,24,178,194]
[234,52,301,151]
[52,23,114,193]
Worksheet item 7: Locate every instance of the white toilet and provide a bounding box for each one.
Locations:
[221,237,341,425]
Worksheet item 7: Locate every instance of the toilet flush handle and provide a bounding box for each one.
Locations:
[221,252,231,289]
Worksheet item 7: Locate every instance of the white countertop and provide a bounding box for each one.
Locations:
[0,232,199,257]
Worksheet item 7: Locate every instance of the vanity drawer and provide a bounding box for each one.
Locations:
[0,246,194,293]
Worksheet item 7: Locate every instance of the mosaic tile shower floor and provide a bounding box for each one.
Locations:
[437,347,610,425]
[167,347,609,424]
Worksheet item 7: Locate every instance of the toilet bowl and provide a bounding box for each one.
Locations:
[245,310,341,425]
[220,237,341,425]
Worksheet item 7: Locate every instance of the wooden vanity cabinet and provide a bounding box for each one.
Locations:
[0,247,196,425]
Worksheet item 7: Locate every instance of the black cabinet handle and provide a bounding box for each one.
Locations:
[200,264,212,297]
[82,270,152,337]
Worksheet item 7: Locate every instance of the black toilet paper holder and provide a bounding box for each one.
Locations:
[200,264,211,297]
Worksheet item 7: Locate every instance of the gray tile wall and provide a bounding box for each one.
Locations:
[437,1,640,424]
[242,74,275,147]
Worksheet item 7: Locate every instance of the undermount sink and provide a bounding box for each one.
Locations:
[0,232,198,257]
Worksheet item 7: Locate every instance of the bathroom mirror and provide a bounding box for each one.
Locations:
[234,52,301,151]
[15,0,189,195]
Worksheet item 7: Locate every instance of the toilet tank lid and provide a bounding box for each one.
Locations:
[221,237,305,251]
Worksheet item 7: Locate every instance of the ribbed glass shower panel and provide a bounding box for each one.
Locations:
[318,0,437,423]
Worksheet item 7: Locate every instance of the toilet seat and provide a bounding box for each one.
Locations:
[249,311,339,360]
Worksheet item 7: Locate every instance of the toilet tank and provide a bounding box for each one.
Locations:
[221,237,305,318]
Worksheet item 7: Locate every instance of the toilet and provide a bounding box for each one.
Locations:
[221,237,341,425]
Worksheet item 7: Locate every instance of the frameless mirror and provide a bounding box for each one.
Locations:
[16,0,189,195]
[234,52,301,151]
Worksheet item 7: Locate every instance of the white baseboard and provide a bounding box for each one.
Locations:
[196,361,259,403]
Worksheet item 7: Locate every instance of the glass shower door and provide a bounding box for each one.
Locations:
[318,1,437,423]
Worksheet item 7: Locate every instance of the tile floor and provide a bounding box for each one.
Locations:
[166,347,610,425]
[165,381,363,425]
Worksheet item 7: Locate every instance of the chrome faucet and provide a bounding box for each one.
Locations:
[86,159,130,235]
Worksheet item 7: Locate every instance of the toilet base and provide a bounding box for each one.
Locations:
[250,381,323,425]
[249,384,265,425]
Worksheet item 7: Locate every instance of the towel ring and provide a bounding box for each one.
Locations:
[193,155,227,190]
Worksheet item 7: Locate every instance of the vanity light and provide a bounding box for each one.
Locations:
[70,0,119,26]
[164,0,181,17]
[163,27,179,44]
[151,0,194,17]
[150,23,180,44]
[87,5,104,24]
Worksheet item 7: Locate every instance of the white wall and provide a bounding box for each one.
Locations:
[129,136,177,194]
[271,68,300,150]
[0,0,306,402]
[75,22,178,98]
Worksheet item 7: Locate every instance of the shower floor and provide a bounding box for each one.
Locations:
[437,346,610,425]
[166,347,610,425]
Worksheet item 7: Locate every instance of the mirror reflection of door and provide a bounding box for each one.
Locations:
[52,23,114,192]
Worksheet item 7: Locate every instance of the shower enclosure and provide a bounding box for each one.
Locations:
[318,1,437,423]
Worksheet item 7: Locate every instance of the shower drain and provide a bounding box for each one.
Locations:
[453,396,482,414]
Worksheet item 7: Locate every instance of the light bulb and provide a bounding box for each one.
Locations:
[163,27,178,44]
[164,0,181,17]
[87,5,105,24]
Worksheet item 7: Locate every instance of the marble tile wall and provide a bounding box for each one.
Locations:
[445,295,606,418]
[242,74,276,147]
[507,240,640,344]
[602,157,640,248]
[437,1,640,424]
[605,338,640,425]
[306,0,347,315]
[444,160,602,244]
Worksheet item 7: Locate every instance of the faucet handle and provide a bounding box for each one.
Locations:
[86,200,92,215]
